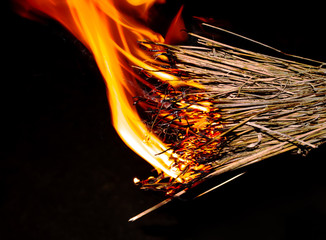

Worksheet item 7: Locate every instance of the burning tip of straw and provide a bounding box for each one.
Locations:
[133,177,141,185]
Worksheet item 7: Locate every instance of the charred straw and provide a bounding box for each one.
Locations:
[133,24,326,194]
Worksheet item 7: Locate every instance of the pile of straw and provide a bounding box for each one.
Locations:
[134,24,326,194]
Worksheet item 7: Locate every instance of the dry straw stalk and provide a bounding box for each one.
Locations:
[134,24,326,194]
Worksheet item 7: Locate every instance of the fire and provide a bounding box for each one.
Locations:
[14,0,213,185]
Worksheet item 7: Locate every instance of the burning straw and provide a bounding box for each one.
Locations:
[133,24,326,195]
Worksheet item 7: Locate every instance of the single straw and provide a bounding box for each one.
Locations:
[129,172,245,222]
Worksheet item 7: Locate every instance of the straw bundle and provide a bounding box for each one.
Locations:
[134,24,326,195]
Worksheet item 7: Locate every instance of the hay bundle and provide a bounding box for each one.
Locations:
[133,24,326,195]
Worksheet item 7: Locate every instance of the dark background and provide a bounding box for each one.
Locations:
[2,1,326,239]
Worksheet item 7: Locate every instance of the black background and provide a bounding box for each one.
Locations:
[2,1,326,239]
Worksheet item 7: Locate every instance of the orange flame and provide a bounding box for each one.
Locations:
[14,0,186,179]
[14,0,214,185]
[164,5,188,45]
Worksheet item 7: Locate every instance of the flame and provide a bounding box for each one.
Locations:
[164,5,188,45]
[14,0,213,184]
[14,0,186,178]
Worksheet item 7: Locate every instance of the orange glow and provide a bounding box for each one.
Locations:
[14,0,212,183]
[165,5,188,45]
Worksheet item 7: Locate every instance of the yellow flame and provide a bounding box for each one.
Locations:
[14,0,185,178]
